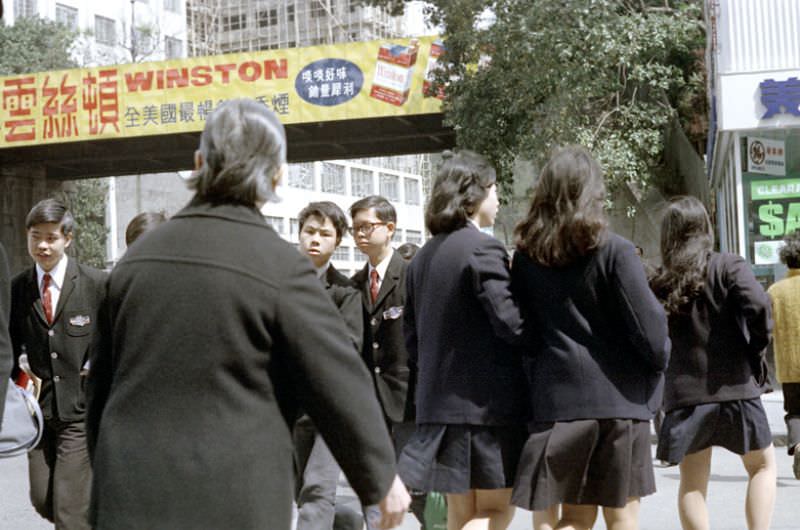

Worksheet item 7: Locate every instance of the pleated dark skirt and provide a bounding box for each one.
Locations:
[397,423,527,494]
[656,398,772,465]
[511,419,655,511]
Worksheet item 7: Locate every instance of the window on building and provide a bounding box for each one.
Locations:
[288,163,314,190]
[351,168,374,197]
[406,230,422,244]
[332,246,351,261]
[379,173,399,202]
[404,178,420,205]
[310,2,325,18]
[94,15,116,46]
[321,163,346,194]
[258,8,278,27]
[222,13,247,31]
[165,36,182,58]
[287,4,295,22]
[55,4,78,30]
[290,218,300,239]
[14,0,37,19]
[396,228,404,242]
[134,28,154,53]
[265,216,285,235]
[164,0,180,13]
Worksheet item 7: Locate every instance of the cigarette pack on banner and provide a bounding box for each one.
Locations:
[423,40,445,99]
[370,40,419,106]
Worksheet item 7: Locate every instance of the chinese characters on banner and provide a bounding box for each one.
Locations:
[1,37,443,149]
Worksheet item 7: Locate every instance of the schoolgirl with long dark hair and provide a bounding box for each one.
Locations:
[650,196,776,530]
[511,146,670,530]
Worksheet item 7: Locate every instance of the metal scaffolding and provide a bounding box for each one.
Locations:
[187,0,403,57]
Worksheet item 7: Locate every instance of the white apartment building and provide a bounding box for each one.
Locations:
[7,0,187,64]
[187,0,404,57]
[103,157,428,274]
[263,157,427,276]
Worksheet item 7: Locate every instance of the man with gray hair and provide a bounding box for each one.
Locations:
[86,98,410,529]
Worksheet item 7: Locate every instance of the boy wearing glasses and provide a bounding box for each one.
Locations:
[294,201,364,530]
[350,196,424,528]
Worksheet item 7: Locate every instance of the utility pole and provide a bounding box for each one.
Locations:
[130,0,136,61]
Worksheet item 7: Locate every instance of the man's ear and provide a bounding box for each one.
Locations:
[386,221,396,238]
[194,151,204,171]
[64,232,73,249]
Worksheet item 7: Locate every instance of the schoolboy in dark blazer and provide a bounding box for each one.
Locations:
[9,198,106,530]
[294,201,364,530]
[350,195,424,530]
[350,196,412,426]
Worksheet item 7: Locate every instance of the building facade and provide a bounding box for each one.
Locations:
[187,0,403,57]
[707,0,800,284]
[6,0,187,64]
[263,157,426,276]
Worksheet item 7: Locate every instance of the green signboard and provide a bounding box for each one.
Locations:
[746,175,800,265]
[751,178,800,201]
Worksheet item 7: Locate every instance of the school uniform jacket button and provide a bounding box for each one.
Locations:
[374,367,381,374]
[53,375,60,382]
[372,342,379,350]
[371,318,378,326]
[50,352,58,359]
[48,330,55,337]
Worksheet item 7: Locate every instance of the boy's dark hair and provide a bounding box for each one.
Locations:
[780,230,800,269]
[349,195,396,224]
[298,201,348,244]
[125,211,168,246]
[396,243,420,261]
[25,198,74,236]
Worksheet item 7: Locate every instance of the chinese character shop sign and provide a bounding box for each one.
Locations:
[759,77,800,119]
[0,36,444,150]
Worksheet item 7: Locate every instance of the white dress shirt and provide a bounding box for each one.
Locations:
[36,255,68,313]
[367,248,394,293]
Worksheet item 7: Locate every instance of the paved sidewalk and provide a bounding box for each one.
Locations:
[0,394,795,529]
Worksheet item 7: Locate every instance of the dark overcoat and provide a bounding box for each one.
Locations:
[86,199,396,530]
[662,252,772,411]
[0,242,12,420]
[324,264,363,353]
[353,251,413,424]
[511,233,670,423]
[10,258,106,421]
[404,224,526,425]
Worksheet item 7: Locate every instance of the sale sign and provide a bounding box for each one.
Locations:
[748,176,800,264]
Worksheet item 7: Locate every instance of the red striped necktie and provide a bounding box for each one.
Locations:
[42,273,53,325]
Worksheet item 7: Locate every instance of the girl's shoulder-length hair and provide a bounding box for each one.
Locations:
[425,149,496,235]
[514,145,608,267]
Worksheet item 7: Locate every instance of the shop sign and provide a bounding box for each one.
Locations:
[747,137,786,176]
[759,77,800,119]
[750,176,800,264]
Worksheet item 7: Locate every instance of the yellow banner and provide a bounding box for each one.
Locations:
[0,36,444,149]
